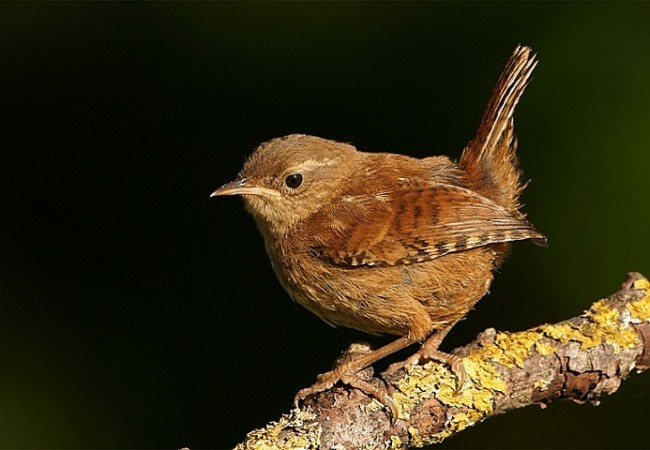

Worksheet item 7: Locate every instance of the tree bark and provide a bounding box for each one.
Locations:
[235,272,650,449]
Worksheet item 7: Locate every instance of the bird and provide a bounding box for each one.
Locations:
[212,45,546,418]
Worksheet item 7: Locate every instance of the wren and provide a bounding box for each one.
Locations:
[212,46,546,418]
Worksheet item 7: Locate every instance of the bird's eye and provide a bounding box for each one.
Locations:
[284,173,303,189]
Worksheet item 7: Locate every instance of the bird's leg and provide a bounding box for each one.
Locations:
[414,325,466,388]
[294,335,415,421]
[387,320,466,388]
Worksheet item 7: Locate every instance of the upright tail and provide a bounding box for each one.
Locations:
[459,45,537,211]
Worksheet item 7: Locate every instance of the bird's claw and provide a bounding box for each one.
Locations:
[293,366,400,424]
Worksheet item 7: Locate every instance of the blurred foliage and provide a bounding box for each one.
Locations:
[1,2,649,448]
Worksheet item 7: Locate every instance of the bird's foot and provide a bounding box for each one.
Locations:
[387,339,466,390]
[294,362,399,423]
[413,348,466,390]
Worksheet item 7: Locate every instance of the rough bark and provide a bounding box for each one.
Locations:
[235,273,650,449]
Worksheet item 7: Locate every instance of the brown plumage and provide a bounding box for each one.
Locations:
[212,46,546,418]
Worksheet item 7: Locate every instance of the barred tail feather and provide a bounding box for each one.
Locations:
[460,45,537,211]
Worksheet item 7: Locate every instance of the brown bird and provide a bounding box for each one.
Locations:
[212,45,546,417]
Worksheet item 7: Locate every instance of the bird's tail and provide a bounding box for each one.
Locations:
[459,45,537,211]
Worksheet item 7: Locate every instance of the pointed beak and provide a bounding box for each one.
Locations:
[210,178,251,197]
[210,178,280,198]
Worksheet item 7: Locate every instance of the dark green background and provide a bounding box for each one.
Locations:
[2,3,649,448]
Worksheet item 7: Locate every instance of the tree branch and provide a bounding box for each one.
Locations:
[235,272,650,449]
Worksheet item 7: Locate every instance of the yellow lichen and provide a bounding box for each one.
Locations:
[393,324,568,445]
[437,374,493,412]
[628,277,650,322]
[390,277,649,447]
[464,329,555,373]
[362,398,385,414]
[408,426,424,447]
[633,277,650,290]
[389,434,402,448]
[542,323,594,348]
[463,357,507,394]
[448,411,474,433]
[534,339,556,356]
[541,299,638,352]
[628,298,650,322]
[392,362,454,420]
[234,408,319,450]
[391,362,482,445]
[492,331,545,368]
[394,341,513,445]
[533,378,551,391]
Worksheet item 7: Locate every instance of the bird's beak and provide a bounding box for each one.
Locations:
[210,178,251,197]
[210,178,280,198]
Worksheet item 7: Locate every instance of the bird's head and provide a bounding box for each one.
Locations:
[212,134,360,236]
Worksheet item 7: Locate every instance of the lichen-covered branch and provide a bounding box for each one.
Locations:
[235,273,650,449]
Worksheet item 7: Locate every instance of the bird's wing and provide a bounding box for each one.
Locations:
[308,183,546,267]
